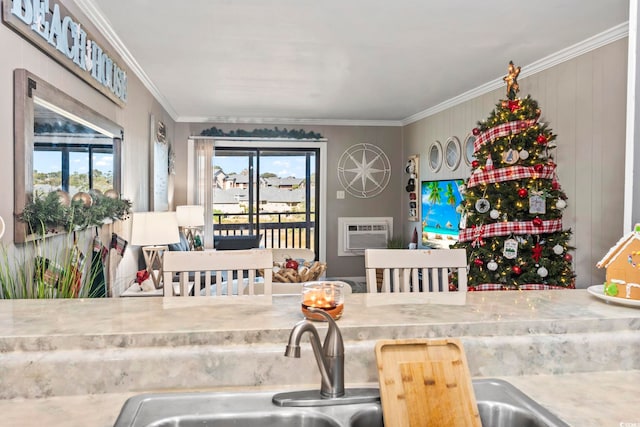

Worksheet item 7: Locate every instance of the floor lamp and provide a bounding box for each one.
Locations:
[176,205,204,250]
[130,212,180,288]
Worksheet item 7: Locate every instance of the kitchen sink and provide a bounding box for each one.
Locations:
[114,379,568,427]
[146,412,341,427]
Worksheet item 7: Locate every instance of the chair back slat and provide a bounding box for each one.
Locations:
[162,249,273,303]
[365,249,468,294]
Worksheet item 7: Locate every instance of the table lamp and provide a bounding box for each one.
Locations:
[176,205,205,250]
[130,212,180,288]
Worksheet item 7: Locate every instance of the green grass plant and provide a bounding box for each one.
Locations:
[0,227,102,299]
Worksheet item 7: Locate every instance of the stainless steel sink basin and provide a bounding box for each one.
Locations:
[146,412,341,427]
[114,379,568,427]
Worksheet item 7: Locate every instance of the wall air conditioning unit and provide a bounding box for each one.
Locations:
[338,217,393,256]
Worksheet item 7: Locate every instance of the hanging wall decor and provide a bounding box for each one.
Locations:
[428,140,443,172]
[463,133,476,166]
[150,115,169,211]
[337,143,391,198]
[444,136,461,170]
[406,154,419,221]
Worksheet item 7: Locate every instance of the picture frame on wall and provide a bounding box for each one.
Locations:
[149,114,169,211]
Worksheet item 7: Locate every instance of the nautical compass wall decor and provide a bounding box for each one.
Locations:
[337,143,391,198]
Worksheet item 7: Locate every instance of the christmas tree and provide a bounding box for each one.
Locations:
[452,62,575,290]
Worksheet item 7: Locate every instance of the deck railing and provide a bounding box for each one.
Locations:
[212,212,315,249]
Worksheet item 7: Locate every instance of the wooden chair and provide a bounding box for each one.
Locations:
[162,249,273,303]
[365,248,468,294]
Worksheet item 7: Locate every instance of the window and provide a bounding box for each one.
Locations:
[33,143,114,194]
[32,99,116,195]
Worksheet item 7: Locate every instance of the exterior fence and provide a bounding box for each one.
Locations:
[212,212,315,249]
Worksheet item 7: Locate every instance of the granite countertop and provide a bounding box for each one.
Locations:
[2,289,639,349]
[1,289,639,426]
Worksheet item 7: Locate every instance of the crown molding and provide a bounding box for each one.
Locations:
[402,22,629,126]
[178,116,403,127]
[74,0,179,120]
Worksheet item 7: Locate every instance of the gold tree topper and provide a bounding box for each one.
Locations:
[503,61,521,99]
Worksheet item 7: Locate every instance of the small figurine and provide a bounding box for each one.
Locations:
[503,61,521,99]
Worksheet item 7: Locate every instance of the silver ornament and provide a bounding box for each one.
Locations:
[487,260,498,271]
[555,199,567,209]
[519,149,529,160]
[55,190,71,207]
[104,189,120,199]
[475,198,490,213]
[537,266,548,278]
[72,191,93,207]
[489,209,500,219]
[553,244,564,255]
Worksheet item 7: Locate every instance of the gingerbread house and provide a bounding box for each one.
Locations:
[596,224,640,300]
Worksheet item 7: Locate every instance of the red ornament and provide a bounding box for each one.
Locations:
[518,188,528,198]
[533,164,544,173]
[508,100,520,112]
[473,258,484,267]
[512,265,522,275]
[518,121,528,130]
[536,134,548,144]
[468,286,476,292]
[532,217,543,227]
[285,259,299,270]
[471,160,480,168]
[472,128,480,136]
[448,284,457,292]
[564,253,573,262]
[552,181,560,190]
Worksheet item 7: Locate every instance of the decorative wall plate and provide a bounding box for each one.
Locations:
[445,136,461,170]
[428,140,443,172]
[463,133,476,165]
[337,143,391,198]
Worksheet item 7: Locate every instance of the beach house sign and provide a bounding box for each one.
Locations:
[3,0,128,106]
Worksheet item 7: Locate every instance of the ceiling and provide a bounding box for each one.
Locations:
[76,0,629,125]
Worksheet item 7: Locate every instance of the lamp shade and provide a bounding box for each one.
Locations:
[176,205,205,227]
[130,212,180,246]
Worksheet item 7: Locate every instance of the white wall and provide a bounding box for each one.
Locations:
[403,39,628,288]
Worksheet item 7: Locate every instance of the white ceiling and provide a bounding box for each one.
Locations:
[77,0,629,125]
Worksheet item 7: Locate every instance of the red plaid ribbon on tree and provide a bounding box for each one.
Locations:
[459,218,563,242]
[467,164,556,188]
[470,283,571,291]
[474,118,538,152]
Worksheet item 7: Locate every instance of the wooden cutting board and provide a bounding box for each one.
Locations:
[375,338,481,427]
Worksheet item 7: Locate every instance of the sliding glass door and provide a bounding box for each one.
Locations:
[212,147,319,254]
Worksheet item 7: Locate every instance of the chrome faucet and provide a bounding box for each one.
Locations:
[272,308,379,407]
[284,307,345,398]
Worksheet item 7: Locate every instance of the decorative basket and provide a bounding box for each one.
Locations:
[271,261,327,283]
